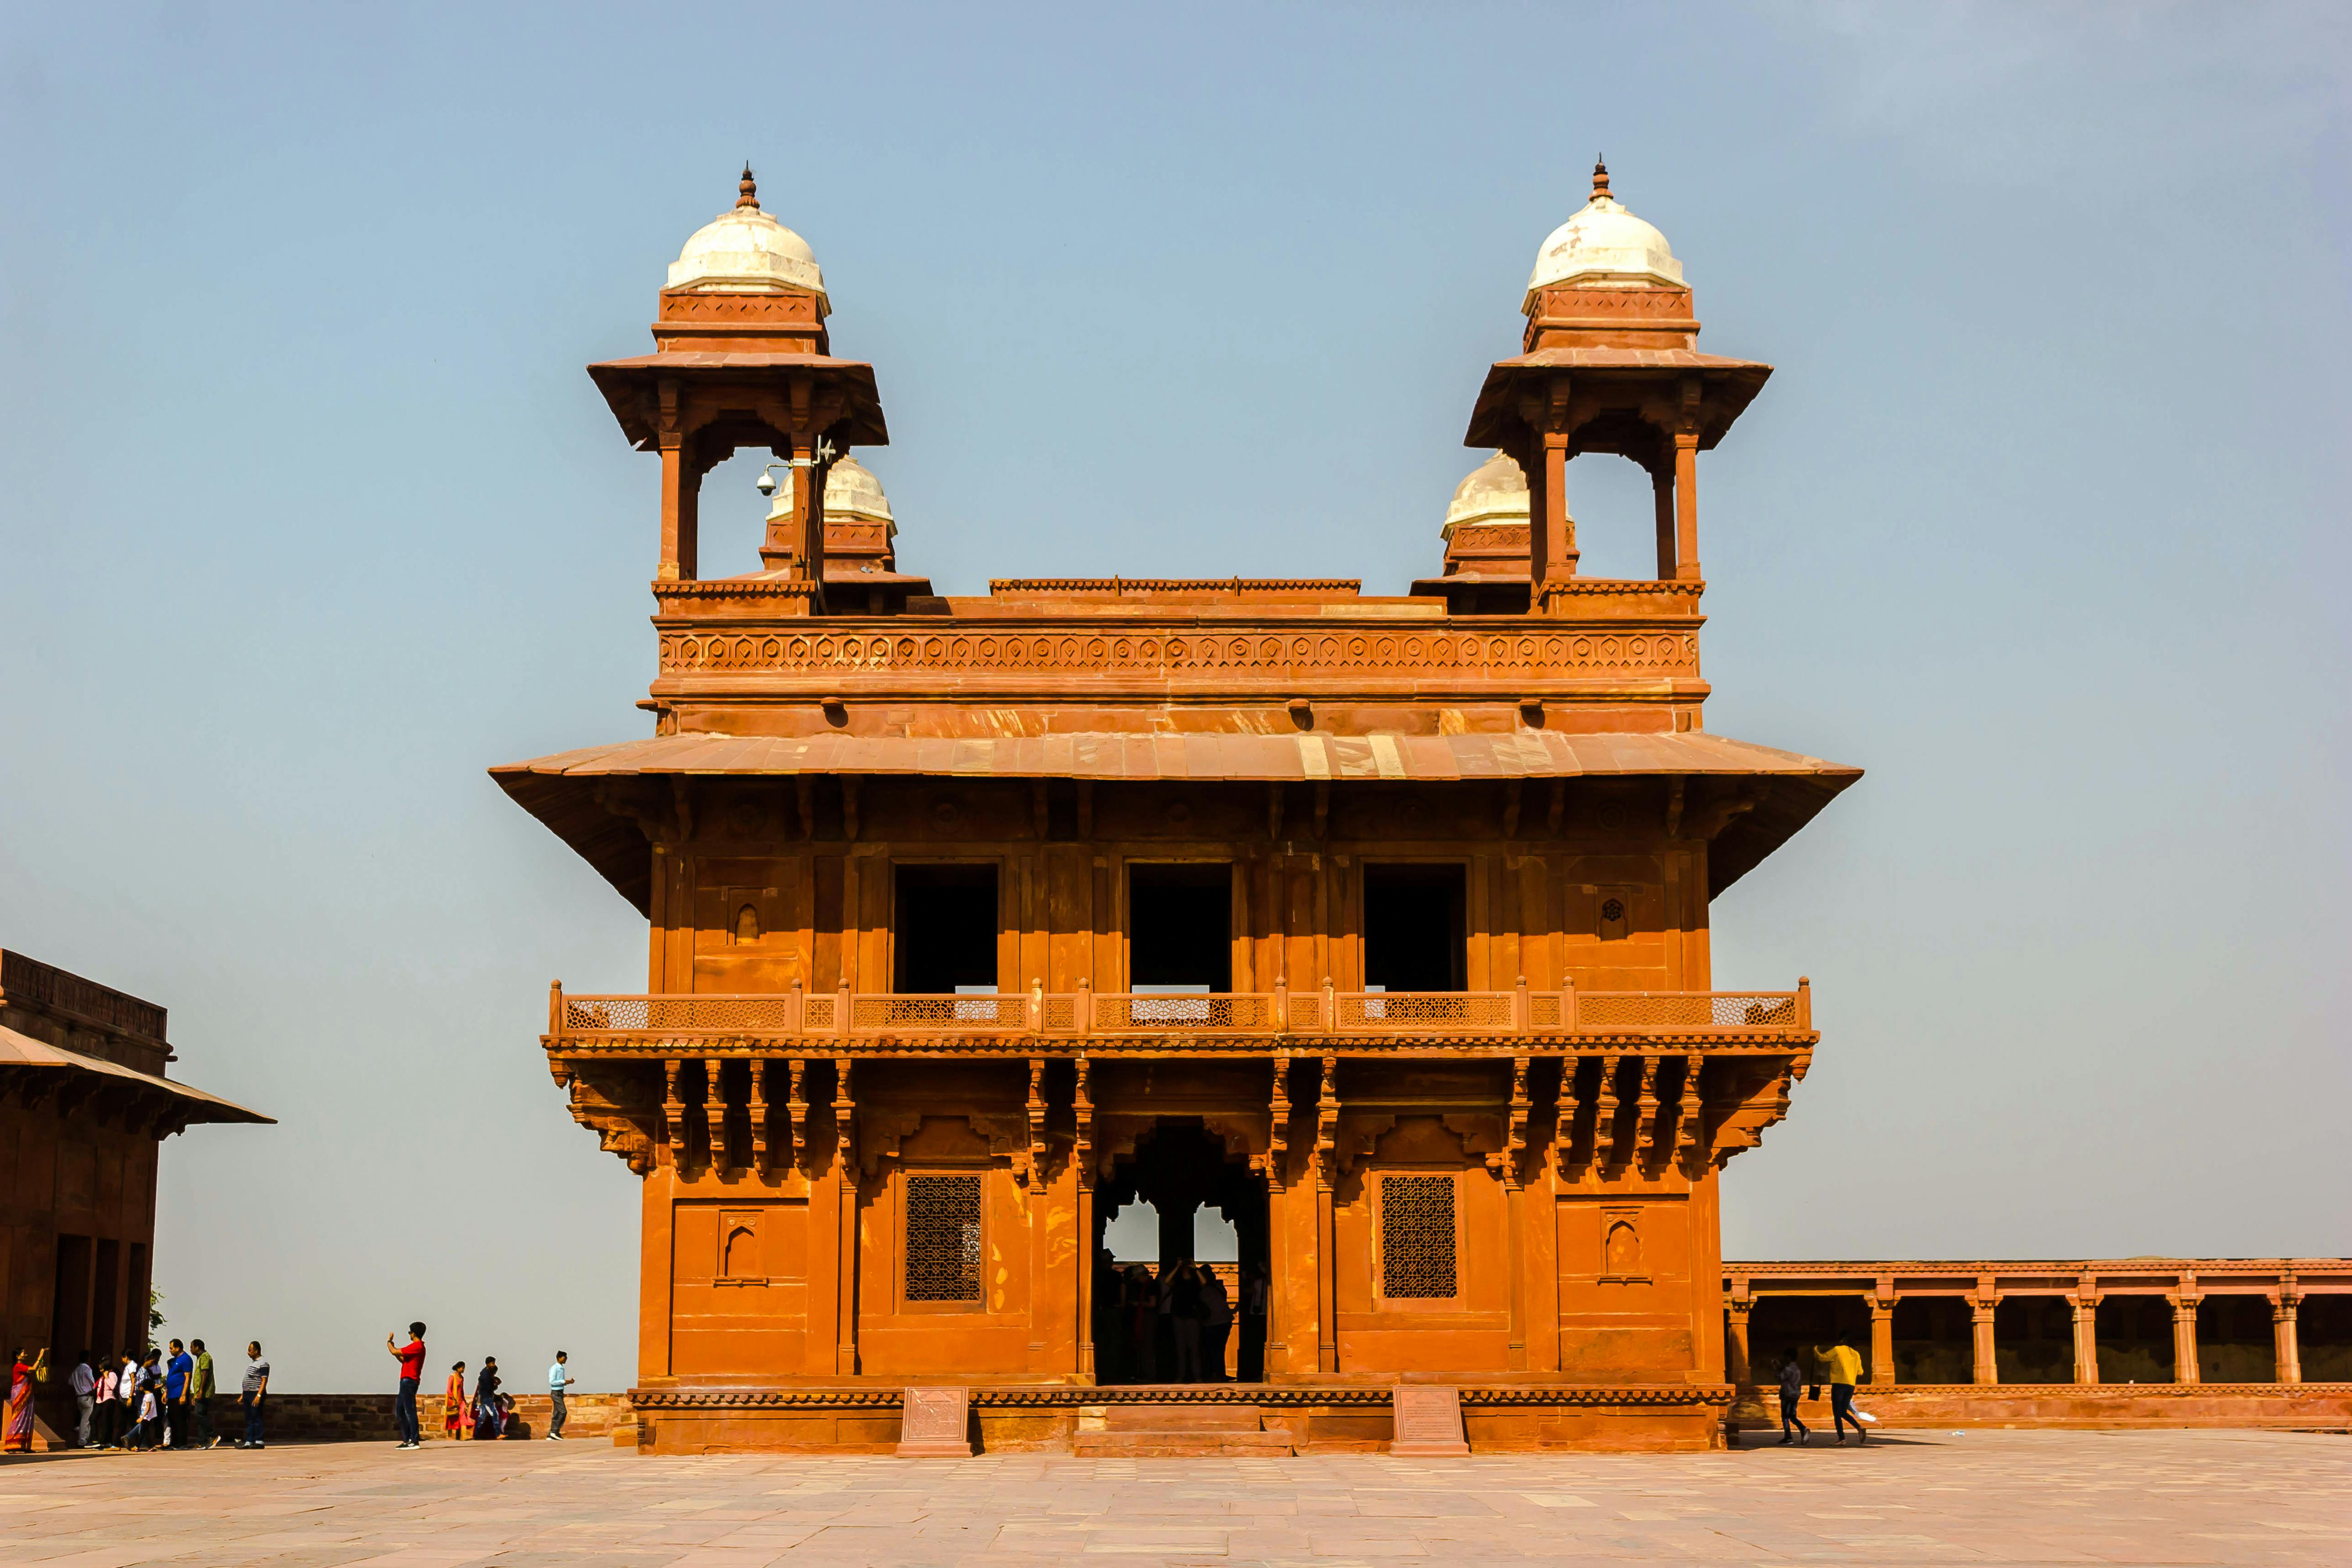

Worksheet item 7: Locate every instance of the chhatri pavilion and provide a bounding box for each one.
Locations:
[495,161,1864,1454]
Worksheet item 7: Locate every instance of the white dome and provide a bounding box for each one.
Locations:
[667,170,827,302]
[1526,164,1684,296]
[1442,451,1531,538]
[823,456,894,534]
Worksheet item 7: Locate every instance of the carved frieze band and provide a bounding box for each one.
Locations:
[625,1384,1732,1411]
[656,625,1700,682]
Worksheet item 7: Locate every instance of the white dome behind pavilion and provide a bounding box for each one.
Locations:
[1441,450,1531,540]
[823,455,895,536]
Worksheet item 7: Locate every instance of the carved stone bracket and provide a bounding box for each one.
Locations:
[1073,1057,1094,1191]
[1024,1057,1048,1194]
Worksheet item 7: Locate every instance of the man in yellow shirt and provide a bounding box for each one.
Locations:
[1811,1342,1868,1443]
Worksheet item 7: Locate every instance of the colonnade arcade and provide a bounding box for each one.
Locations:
[1726,1261,2349,1389]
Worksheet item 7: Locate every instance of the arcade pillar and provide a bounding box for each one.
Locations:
[2170,1294,2200,1385]
[1724,1297,1753,1387]
[2071,1294,2100,1385]
[2275,1292,2302,1385]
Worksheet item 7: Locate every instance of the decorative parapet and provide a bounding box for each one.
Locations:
[546,983,1809,1052]
[542,984,1812,1179]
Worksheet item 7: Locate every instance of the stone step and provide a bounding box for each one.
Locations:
[1073,1429,1296,1458]
[1098,1404,1266,1432]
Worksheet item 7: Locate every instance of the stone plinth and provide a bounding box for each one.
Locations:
[894,1386,973,1457]
[1388,1386,1470,1455]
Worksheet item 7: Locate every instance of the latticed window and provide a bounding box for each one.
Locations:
[904,1174,984,1303]
[1379,1174,1458,1299]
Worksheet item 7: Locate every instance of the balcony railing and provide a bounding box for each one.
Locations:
[545,979,1809,1047]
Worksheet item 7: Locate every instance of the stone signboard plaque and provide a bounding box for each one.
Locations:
[1388,1385,1469,1456]
[894,1386,974,1457]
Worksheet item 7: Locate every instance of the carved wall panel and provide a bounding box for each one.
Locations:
[670,1197,810,1378]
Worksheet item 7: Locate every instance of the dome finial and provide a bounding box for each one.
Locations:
[736,163,760,210]
[1591,156,1611,204]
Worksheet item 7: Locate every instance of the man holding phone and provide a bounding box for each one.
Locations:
[388,1322,427,1449]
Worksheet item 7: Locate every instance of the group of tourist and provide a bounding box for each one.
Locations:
[389,1324,577,1447]
[1769,1342,1875,1445]
[1092,1259,1269,1383]
[4,1340,271,1454]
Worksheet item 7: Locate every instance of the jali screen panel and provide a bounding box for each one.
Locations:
[905,1174,984,1303]
[1379,1174,1458,1300]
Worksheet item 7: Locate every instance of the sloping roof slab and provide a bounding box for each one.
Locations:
[493,729,1859,914]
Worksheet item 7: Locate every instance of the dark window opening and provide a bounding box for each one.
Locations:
[2096,1295,2173,1383]
[127,1242,150,1350]
[2303,1295,2352,1382]
[2197,1295,2274,1383]
[1364,864,1467,991]
[1892,1296,1971,1384]
[51,1234,92,1356]
[1128,863,1231,992]
[93,1238,120,1354]
[893,864,998,993]
[1994,1295,2072,1384]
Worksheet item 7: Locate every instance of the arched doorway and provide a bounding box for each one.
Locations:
[1093,1119,1267,1385]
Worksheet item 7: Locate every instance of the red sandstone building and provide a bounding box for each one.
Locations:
[0,951,269,1399]
[497,169,2344,1453]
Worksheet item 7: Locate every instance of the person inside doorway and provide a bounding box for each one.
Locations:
[1201,1265,1233,1382]
[1123,1266,1158,1382]
[1169,1262,1205,1383]
[1239,1262,1269,1383]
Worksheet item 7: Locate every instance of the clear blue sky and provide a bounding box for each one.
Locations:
[3,3,2345,1390]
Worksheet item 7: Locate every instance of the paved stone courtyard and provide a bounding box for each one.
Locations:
[4,1429,2348,1566]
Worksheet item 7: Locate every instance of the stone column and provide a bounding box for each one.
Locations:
[1869,1293,1897,1387]
[834,1058,859,1376]
[1651,466,1678,581]
[1725,1296,1753,1389]
[1536,430,1577,609]
[1971,1294,1998,1385]
[657,431,688,581]
[2274,1290,2302,1385]
[2170,1294,2200,1385]
[2071,1294,2099,1385]
[1671,426,1702,583]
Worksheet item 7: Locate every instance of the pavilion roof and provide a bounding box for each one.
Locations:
[491,729,1859,912]
[0,1024,272,1128]
[584,351,888,449]
[1463,346,1772,450]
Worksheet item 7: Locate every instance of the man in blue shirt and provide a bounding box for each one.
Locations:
[546,1352,574,1440]
[164,1340,194,1449]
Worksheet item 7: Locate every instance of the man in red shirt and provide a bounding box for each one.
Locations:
[388,1323,427,1449]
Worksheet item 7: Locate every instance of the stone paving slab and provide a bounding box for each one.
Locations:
[0,1429,2346,1566]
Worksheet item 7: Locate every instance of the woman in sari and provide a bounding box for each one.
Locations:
[4,1347,48,1454]
[442,1361,471,1442]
